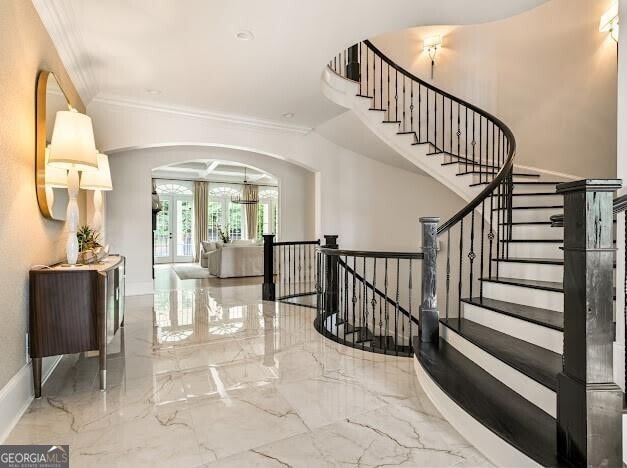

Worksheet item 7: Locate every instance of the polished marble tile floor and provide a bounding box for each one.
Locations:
[6,265,490,467]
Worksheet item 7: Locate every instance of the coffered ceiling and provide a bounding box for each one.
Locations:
[33,0,547,129]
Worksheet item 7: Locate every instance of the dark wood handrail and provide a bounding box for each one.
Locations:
[318,246,423,260]
[274,240,321,246]
[362,40,517,236]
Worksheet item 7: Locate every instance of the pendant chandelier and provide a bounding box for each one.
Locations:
[231,167,259,205]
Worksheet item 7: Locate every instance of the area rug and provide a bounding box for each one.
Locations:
[172,264,213,280]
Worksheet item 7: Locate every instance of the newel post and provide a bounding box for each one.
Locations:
[262,234,275,301]
[323,235,339,315]
[420,217,439,343]
[346,44,360,82]
[556,179,623,467]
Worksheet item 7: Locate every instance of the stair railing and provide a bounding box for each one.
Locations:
[315,220,438,356]
[262,234,320,306]
[330,42,516,335]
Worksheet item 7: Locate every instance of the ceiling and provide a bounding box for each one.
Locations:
[152,160,278,186]
[34,0,547,129]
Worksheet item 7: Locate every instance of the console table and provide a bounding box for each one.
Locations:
[29,255,125,397]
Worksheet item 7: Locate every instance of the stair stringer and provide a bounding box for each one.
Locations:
[321,67,483,206]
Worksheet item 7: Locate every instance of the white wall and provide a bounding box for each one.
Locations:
[106,146,315,294]
[91,99,464,295]
[372,0,618,178]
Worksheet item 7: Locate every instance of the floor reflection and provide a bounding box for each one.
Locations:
[5,264,490,467]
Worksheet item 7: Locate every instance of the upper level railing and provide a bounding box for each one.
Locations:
[329,41,517,326]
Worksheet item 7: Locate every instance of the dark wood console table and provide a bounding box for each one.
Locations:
[29,255,125,397]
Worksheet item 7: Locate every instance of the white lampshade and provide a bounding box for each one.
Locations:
[80,152,113,191]
[48,108,98,172]
[44,146,68,188]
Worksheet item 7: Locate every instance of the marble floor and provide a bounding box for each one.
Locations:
[6,265,490,467]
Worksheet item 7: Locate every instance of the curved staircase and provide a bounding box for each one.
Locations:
[316,42,623,466]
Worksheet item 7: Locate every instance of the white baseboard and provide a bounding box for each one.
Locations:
[514,164,580,181]
[125,281,154,296]
[0,355,62,444]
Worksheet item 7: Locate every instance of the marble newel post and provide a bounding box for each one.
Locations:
[420,217,439,343]
[556,180,623,467]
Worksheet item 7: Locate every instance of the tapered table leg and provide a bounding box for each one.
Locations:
[32,357,42,398]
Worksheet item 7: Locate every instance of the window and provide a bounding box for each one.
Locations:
[258,188,279,238]
[156,183,193,196]
[206,184,278,240]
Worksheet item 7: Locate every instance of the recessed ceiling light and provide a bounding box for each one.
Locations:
[146,88,161,95]
[281,112,295,118]
[236,30,254,41]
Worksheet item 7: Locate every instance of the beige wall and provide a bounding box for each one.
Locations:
[0,1,84,389]
[372,0,617,178]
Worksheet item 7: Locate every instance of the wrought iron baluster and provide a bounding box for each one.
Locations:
[410,81,414,132]
[469,210,476,299]
[434,88,437,150]
[446,230,451,321]
[362,257,368,350]
[458,219,464,327]
[408,258,413,353]
[402,75,406,133]
[465,106,468,173]
[426,88,430,146]
[384,258,389,353]
[395,258,400,355]
[395,69,398,123]
[344,255,349,332]
[371,258,377,337]
[387,64,390,120]
[480,199,486,300]
[418,84,422,142]
[457,102,461,157]
[449,98,453,153]
[352,256,357,347]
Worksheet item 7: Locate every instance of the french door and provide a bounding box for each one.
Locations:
[154,195,194,263]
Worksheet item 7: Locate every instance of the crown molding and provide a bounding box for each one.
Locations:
[32,0,99,104]
[91,94,314,136]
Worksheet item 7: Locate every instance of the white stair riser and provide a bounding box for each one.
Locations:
[510,207,561,223]
[482,281,563,312]
[511,195,562,207]
[511,224,563,240]
[505,242,563,259]
[513,184,559,194]
[463,302,563,354]
[495,261,563,282]
[440,323,556,417]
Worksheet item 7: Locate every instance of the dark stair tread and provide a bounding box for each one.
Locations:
[470,180,560,187]
[493,205,563,210]
[382,120,401,124]
[345,327,375,344]
[370,335,397,350]
[494,257,563,265]
[481,276,563,292]
[499,221,554,225]
[499,238,563,243]
[508,192,560,196]
[457,171,540,177]
[415,338,563,467]
[368,108,387,112]
[356,94,374,98]
[440,318,561,391]
[462,296,563,331]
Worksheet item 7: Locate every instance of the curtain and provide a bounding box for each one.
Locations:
[193,181,209,262]
[244,184,259,240]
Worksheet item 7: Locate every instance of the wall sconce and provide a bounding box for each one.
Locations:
[424,35,442,80]
[48,108,98,265]
[600,1,619,42]
[80,152,113,232]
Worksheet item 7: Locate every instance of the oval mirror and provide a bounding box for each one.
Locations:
[36,71,72,220]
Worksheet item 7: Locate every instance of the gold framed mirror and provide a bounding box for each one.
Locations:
[36,71,73,220]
